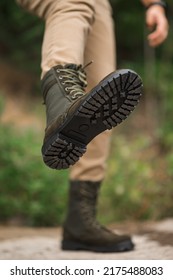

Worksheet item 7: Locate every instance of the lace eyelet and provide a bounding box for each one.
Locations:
[65,87,69,91]
[62,82,65,85]
[59,76,63,79]
[56,69,60,73]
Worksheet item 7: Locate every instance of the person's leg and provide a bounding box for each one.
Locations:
[41,0,96,77]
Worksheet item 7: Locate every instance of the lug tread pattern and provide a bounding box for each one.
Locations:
[78,70,142,129]
[43,138,86,170]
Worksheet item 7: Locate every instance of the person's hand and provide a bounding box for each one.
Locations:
[146,5,169,47]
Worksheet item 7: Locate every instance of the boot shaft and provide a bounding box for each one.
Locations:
[64,180,101,232]
[41,64,87,127]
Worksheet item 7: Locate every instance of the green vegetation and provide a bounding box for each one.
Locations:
[0,0,44,74]
[0,101,68,226]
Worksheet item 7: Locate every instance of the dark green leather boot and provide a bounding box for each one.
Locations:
[62,181,134,252]
[41,64,143,170]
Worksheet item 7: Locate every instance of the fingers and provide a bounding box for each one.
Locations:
[148,17,168,47]
[146,6,169,47]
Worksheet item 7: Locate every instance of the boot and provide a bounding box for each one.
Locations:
[41,64,143,170]
[62,181,134,252]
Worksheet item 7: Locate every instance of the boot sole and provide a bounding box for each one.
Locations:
[42,69,143,169]
[61,238,134,253]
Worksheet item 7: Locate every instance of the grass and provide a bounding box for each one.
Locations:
[0,118,69,226]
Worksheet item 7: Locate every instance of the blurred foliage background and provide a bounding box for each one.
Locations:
[0,0,173,226]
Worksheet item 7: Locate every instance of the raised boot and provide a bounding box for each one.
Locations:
[41,64,143,170]
[62,181,134,252]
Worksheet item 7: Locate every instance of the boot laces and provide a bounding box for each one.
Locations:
[57,62,92,100]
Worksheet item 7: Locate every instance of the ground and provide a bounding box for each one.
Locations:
[0,219,173,259]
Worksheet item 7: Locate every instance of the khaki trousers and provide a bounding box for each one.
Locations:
[17,0,116,182]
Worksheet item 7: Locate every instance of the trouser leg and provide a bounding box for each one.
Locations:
[70,0,116,182]
[16,0,96,77]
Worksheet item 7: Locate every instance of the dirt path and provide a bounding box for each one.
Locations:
[0,219,173,260]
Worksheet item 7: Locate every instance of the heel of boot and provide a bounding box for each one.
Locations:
[42,134,86,170]
[61,239,86,251]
